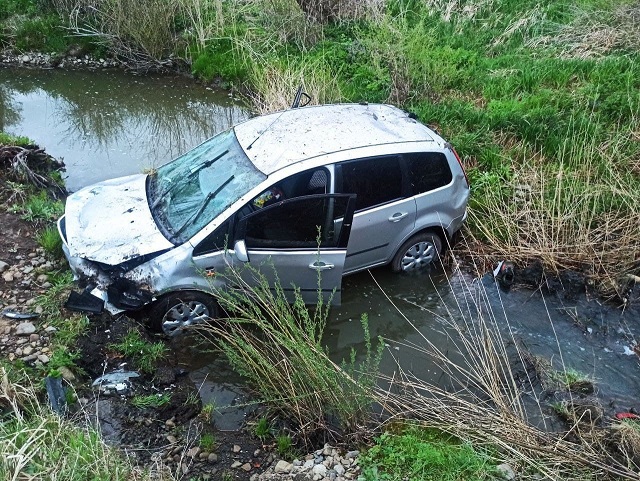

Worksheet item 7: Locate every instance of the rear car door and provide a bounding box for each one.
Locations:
[234,194,356,304]
[337,155,416,273]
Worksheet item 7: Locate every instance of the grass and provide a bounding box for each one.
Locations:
[110,329,167,374]
[199,263,383,438]
[13,191,64,224]
[199,432,216,451]
[276,434,295,459]
[360,427,494,481]
[254,416,271,441]
[130,393,171,409]
[37,225,63,258]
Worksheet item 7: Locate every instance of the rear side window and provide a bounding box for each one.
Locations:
[340,156,403,211]
[405,152,453,195]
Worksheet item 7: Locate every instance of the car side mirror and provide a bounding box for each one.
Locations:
[234,239,249,262]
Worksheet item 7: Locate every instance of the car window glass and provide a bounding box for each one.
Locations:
[193,220,230,256]
[406,152,453,194]
[240,196,350,249]
[340,157,402,211]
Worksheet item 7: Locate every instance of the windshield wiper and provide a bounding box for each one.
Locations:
[151,149,229,210]
[172,175,235,240]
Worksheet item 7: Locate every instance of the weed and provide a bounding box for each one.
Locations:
[37,225,63,258]
[130,393,171,409]
[221,470,233,481]
[276,434,295,459]
[199,402,215,421]
[254,416,271,441]
[199,432,216,451]
[110,330,167,374]
[360,427,494,481]
[201,263,383,437]
[184,391,200,406]
[16,191,64,223]
[35,270,74,321]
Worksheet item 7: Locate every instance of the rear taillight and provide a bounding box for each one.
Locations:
[451,147,469,187]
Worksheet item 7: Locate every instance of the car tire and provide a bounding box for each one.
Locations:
[148,291,219,337]
[391,232,443,273]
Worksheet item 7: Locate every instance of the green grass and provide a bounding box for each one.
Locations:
[360,427,495,481]
[276,434,295,459]
[35,270,74,321]
[15,191,64,223]
[254,416,271,441]
[200,432,216,451]
[37,225,63,258]
[110,330,167,374]
[0,132,32,146]
[130,393,171,409]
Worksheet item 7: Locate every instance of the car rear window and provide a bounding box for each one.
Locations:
[340,156,403,211]
[405,152,453,195]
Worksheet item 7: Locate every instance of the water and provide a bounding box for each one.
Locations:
[2,67,638,429]
[0,68,248,192]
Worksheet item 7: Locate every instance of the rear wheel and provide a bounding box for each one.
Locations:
[392,232,443,273]
[148,291,219,337]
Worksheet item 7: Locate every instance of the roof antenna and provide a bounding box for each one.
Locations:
[291,84,311,109]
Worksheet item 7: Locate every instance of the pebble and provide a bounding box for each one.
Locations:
[29,333,40,342]
[233,444,241,453]
[166,435,177,444]
[496,463,516,480]
[231,461,242,469]
[37,354,49,364]
[274,460,293,473]
[187,447,200,459]
[241,463,252,472]
[15,322,36,335]
[58,366,76,381]
[0,261,8,272]
[208,453,218,463]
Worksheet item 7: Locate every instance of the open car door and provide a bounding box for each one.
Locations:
[233,194,356,304]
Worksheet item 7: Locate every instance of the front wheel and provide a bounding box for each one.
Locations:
[148,291,219,337]
[391,232,443,273]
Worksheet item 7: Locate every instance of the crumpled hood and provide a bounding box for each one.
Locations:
[64,174,174,265]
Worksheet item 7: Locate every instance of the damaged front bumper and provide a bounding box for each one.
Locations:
[59,216,155,315]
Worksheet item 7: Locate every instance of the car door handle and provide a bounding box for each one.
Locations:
[388,212,409,222]
[309,261,335,271]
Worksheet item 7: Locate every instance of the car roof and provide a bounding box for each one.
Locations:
[233,103,438,175]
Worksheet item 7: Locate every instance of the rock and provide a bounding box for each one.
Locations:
[22,346,34,356]
[496,463,516,480]
[14,348,22,357]
[37,354,50,364]
[187,447,201,459]
[233,444,241,453]
[0,261,8,272]
[345,450,359,459]
[36,274,48,283]
[274,460,293,474]
[44,325,57,333]
[303,459,314,470]
[312,464,327,477]
[207,453,218,463]
[241,463,252,472]
[166,435,177,444]
[3,272,14,282]
[22,266,34,274]
[199,452,209,460]
[334,464,345,476]
[22,55,31,63]
[231,461,242,468]
[15,322,36,335]
[29,333,40,342]
[58,366,76,381]
[165,419,175,428]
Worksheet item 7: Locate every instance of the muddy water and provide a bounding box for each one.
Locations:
[0,68,248,192]
[2,68,638,429]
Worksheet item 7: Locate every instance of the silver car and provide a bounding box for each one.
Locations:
[58,103,469,335]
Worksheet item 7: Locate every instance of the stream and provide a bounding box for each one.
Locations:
[2,67,638,429]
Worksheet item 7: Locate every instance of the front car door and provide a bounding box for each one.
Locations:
[234,194,356,304]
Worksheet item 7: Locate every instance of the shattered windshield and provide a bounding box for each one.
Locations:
[148,129,266,244]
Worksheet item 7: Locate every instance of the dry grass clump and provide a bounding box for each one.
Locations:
[464,122,640,296]
[529,2,640,58]
[372,269,640,480]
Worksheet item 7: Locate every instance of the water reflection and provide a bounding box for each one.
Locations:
[0,68,248,191]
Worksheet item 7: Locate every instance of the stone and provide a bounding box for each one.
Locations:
[231,461,242,469]
[241,463,252,472]
[166,435,177,444]
[312,464,327,477]
[0,261,8,272]
[29,333,40,342]
[165,419,175,428]
[199,452,209,460]
[44,326,57,333]
[22,346,34,356]
[274,460,293,474]
[187,447,200,459]
[303,459,315,470]
[334,464,345,476]
[207,453,218,463]
[15,322,36,335]
[3,272,14,282]
[22,55,31,63]
[345,450,359,459]
[57,366,75,381]
[496,463,516,480]
[233,444,241,453]
[37,354,49,364]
